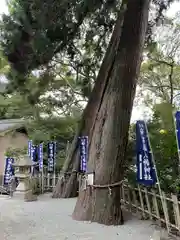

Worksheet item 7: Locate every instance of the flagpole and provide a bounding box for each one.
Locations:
[144,123,170,233]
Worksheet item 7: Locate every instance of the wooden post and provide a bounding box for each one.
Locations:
[53,172,56,190]
[78,174,81,194]
[162,192,170,232]
[152,189,160,220]
[38,173,41,192]
[127,186,132,212]
[41,171,44,194]
[132,189,139,212]
[121,182,125,203]
[172,194,180,230]
[144,188,152,219]
[138,185,146,219]
[47,173,50,190]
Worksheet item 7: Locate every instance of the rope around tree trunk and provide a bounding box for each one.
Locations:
[92,180,124,188]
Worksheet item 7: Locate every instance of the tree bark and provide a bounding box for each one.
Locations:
[52,3,127,198]
[72,0,150,224]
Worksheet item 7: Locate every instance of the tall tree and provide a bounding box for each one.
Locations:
[0,0,178,201]
[0,0,176,93]
[72,0,150,224]
[52,4,126,198]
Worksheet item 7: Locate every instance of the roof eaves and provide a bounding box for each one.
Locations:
[0,122,26,137]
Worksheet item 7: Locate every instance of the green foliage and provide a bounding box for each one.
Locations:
[148,103,178,192]
[27,116,79,143]
[5,146,27,158]
[27,116,79,169]
[0,49,9,74]
[0,0,177,96]
[0,93,34,119]
[0,0,119,92]
[140,21,180,106]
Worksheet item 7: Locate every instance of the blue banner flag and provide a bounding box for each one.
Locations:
[47,142,56,172]
[175,111,180,151]
[136,121,156,186]
[31,145,37,162]
[28,140,32,157]
[30,144,37,175]
[38,143,43,172]
[79,136,88,173]
[54,141,56,167]
[4,157,14,185]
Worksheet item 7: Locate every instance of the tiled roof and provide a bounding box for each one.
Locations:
[0,119,25,133]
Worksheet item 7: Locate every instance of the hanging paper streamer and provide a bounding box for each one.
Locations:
[174,111,180,151]
[4,157,14,185]
[47,142,55,172]
[28,140,32,157]
[136,121,156,186]
[79,136,88,173]
[38,143,43,172]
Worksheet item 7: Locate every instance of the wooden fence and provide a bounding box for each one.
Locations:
[121,182,180,236]
[35,173,180,236]
[33,173,59,193]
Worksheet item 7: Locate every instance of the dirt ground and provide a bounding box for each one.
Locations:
[0,194,160,240]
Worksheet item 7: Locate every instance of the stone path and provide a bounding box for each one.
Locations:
[0,194,157,240]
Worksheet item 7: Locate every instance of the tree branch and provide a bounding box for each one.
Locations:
[169,62,174,104]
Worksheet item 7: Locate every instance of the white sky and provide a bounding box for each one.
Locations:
[0,0,8,15]
[0,0,180,122]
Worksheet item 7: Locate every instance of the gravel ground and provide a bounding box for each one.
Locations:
[0,194,157,240]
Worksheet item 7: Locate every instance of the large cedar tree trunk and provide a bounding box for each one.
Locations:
[72,0,150,224]
[52,3,126,198]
